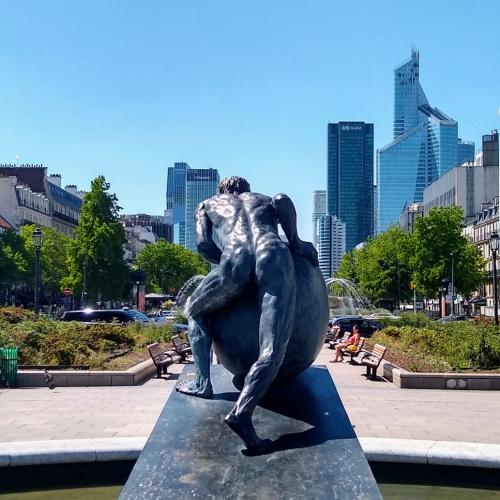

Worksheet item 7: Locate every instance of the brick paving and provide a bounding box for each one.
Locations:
[1,346,500,444]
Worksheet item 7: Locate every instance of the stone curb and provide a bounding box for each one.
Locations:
[382,362,500,390]
[16,359,157,387]
[359,438,500,469]
[0,437,147,467]
[2,437,500,469]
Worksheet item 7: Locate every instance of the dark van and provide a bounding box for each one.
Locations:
[60,309,151,324]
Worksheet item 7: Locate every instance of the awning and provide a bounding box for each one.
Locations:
[468,296,486,306]
[144,293,173,300]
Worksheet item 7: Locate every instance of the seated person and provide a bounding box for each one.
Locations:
[331,324,361,362]
[326,321,341,342]
[330,322,341,340]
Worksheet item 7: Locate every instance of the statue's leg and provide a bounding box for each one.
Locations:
[225,247,296,450]
[176,268,240,399]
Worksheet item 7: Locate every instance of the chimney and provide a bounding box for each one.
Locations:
[48,174,61,187]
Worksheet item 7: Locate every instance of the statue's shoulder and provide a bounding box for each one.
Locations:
[199,195,219,208]
[240,192,272,203]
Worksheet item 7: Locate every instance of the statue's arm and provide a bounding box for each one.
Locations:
[273,193,319,267]
[195,202,222,264]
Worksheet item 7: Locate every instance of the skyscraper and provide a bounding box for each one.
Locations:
[327,121,374,251]
[165,162,189,245]
[165,163,220,251]
[376,50,474,233]
[185,168,220,251]
[316,215,346,279]
[312,190,327,248]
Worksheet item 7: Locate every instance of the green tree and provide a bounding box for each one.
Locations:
[0,230,28,298]
[411,206,485,297]
[135,239,209,295]
[20,225,71,299]
[356,225,413,306]
[66,176,129,301]
[336,248,360,285]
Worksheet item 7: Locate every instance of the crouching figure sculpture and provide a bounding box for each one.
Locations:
[176,176,329,452]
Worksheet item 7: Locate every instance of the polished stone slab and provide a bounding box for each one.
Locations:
[119,365,381,499]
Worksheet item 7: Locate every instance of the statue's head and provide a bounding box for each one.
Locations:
[218,176,251,195]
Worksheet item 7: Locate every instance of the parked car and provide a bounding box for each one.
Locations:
[329,316,382,339]
[435,314,467,323]
[60,309,152,325]
[174,323,189,333]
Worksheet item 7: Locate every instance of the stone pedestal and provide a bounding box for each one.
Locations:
[119,365,381,499]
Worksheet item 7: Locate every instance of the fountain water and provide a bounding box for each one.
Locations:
[325,278,399,320]
[175,275,205,309]
[325,277,370,316]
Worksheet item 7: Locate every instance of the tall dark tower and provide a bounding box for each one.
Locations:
[327,121,374,250]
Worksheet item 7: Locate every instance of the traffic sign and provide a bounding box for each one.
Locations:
[63,287,72,296]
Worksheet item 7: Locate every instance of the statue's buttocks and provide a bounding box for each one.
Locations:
[211,252,329,380]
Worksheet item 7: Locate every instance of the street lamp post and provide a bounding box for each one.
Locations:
[32,227,44,314]
[451,253,455,316]
[440,278,449,319]
[489,231,499,326]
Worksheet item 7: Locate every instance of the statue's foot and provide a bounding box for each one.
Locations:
[225,411,270,452]
[176,379,213,399]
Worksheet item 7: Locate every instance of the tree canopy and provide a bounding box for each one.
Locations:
[410,206,485,297]
[337,225,412,306]
[135,239,209,295]
[20,225,71,297]
[0,230,27,288]
[336,207,486,303]
[66,176,129,301]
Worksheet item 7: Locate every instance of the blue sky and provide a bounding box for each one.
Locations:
[0,1,498,239]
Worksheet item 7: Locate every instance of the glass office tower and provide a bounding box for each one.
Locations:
[184,168,220,251]
[457,139,475,166]
[327,122,374,251]
[312,190,327,248]
[166,163,220,250]
[376,50,474,233]
[165,162,190,246]
[317,215,346,279]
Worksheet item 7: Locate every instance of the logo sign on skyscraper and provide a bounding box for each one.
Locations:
[341,125,363,132]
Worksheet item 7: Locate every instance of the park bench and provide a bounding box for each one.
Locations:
[171,334,192,362]
[341,337,365,363]
[147,343,182,378]
[354,343,387,380]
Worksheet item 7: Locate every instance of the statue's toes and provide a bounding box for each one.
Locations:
[176,381,213,399]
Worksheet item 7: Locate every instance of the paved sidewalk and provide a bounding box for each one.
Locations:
[1,346,500,444]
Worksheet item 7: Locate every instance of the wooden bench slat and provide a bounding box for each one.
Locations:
[171,335,192,362]
[358,344,387,380]
[147,342,180,378]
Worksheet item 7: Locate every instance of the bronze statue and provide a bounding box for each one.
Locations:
[177,176,329,451]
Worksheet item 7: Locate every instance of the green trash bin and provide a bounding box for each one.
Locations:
[0,347,18,388]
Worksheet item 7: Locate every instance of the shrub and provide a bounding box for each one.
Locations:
[371,321,500,372]
[0,307,35,324]
[130,323,175,346]
[468,331,500,370]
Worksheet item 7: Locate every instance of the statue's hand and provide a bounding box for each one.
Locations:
[291,241,319,267]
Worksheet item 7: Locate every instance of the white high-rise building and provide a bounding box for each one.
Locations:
[316,215,346,279]
[312,190,327,248]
